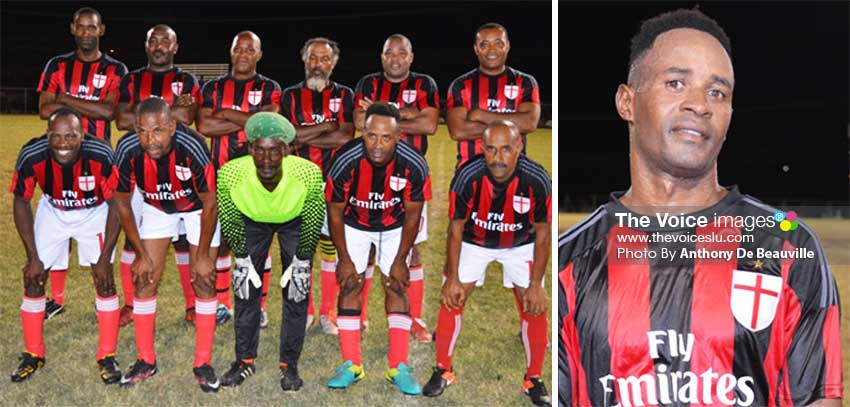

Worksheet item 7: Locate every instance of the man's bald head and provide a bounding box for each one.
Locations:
[483,119,521,145]
[232,31,261,52]
[146,24,176,42]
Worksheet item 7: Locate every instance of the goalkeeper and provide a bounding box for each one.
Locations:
[216,112,324,392]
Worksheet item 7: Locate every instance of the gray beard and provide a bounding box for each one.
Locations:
[306,76,329,92]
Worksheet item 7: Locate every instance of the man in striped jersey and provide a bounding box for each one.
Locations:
[422,120,552,406]
[353,34,439,340]
[114,24,201,328]
[558,9,842,407]
[9,108,122,384]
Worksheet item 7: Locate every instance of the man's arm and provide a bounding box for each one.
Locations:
[91,199,121,295]
[440,218,467,310]
[114,191,145,261]
[38,92,67,120]
[47,92,118,121]
[212,104,280,127]
[115,102,135,130]
[13,196,46,295]
[398,106,439,136]
[468,101,541,134]
[295,166,326,260]
[807,399,841,406]
[328,200,359,288]
[294,122,354,150]
[522,222,551,316]
[196,107,243,135]
[196,191,217,254]
[171,94,197,126]
[388,200,424,288]
[447,106,488,141]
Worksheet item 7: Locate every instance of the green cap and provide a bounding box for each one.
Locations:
[245,112,296,144]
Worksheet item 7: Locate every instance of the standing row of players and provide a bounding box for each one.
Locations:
[11,6,552,406]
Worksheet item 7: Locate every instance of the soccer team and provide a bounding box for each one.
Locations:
[9,6,552,406]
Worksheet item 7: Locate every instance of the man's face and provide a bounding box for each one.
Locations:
[381,37,413,81]
[626,28,734,178]
[70,12,104,53]
[249,138,288,182]
[304,42,336,90]
[47,116,84,166]
[474,27,510,73]
[230,34,262,76]
[363,115,400,166]
[135,111,176,160]
[483,125,521,182]
[145,27,178,69]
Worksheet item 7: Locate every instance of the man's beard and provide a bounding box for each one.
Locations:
[305,69,330,91]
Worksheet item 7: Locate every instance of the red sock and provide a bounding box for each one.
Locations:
[215,255,232,309]
[388,313,412,368]
[194,298,218,367]
[176,251,195,310]
[119,249,135,307]
[320,260,338,316]
[360,265,374,323]
[407,265,424,320]
[261,254,271,310]
[337,313,361,365]
[133,297,157,364]
[49,269,68,305]
[521,310,548,379]
[20,296,46,357]
[435,304,463,370]
[95,295,120,360]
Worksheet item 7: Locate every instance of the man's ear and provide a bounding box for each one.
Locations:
[615,83,635,123]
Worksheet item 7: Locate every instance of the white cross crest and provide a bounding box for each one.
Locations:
[175,165,192,181]
[389,176,408,192]
[248,90,263,106]
[503,85,519,100]
[77,175,96,192]
[92,74,107,89]
[171,82,184,96]
[730,270,783,332]
[328,97,341,113]
[401,89,417,104]
[513,195,531,214]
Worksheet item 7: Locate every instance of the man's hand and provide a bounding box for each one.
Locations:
[174,94,195,107]
[467,108,482,123]
[23,258,45,287]
[358,97,374,111]
[283,257,311,302]
[336,257,361,290]
[191,253,215,289]
[440,277,467,310]
[522,283,548,316]
[387,258,410,291]
[131,253,155,285]
[232,256,261,300]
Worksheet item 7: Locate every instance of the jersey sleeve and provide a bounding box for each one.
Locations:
[448,168,474,220]
[115,143,135,193]
[530,167,552,224]
[404,156,430,202]
[419,75,440,110]
[782,229,843,405]
[200,80,217,109]
[263,79,282,107]
[338,86,354,123]
[184,72,201,103]
[559,262,573,407]
[521,73,541,104]
[36,56,62,93]
[106,63,128,101]
[280,88,295,123]
[10,140,39,199]
[118,72,134,105]
[216,162,248,258]
[354,76,371,109]
[446,77,467,110]
[187,140,214,194]
[295,161,326,260]
[325,155,355,203]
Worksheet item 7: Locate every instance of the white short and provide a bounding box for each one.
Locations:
[139,203,220,247]
[414,201,428,244]
[458,242,537,288]
[34,196,114,270]
[132,188,186,242]
[345,225,401,277]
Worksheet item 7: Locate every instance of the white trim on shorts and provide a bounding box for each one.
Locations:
[139,203,220,247]
[414,201,428,244]
[457,242,537,288]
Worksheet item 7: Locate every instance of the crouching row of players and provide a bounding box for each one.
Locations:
[10,101,551,405]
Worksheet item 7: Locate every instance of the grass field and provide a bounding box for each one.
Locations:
[0,114,552,406]
[559,213,850,401]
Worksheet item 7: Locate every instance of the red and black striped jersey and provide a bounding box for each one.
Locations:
[558,187,843,407]
[119,66,200,106]
[449,155,551,249]
[37,52,128,142]
[354,71,439,155]
[447,67,540,167]
[114,126,215,214]
[10,135,117,210]
[280,81,354,175]
[325,137,430,231]
[199,73,281,169]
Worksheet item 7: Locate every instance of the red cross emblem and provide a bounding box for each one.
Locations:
[730,270,782,332]
[389,176,407,192]
[171,82,184,96]
[78,175,96,192]
[174,165,192,181]
[503,85,519,100]
[328,97,341,113]
[402,89,417,104]
[92,74,107,89]
[513,195,531,214]
[248,90,263,106]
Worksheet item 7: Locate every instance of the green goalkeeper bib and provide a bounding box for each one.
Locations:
[230,157,308,224]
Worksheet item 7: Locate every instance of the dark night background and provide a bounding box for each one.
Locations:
[561,2,850,212]
[0,1,552,107]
